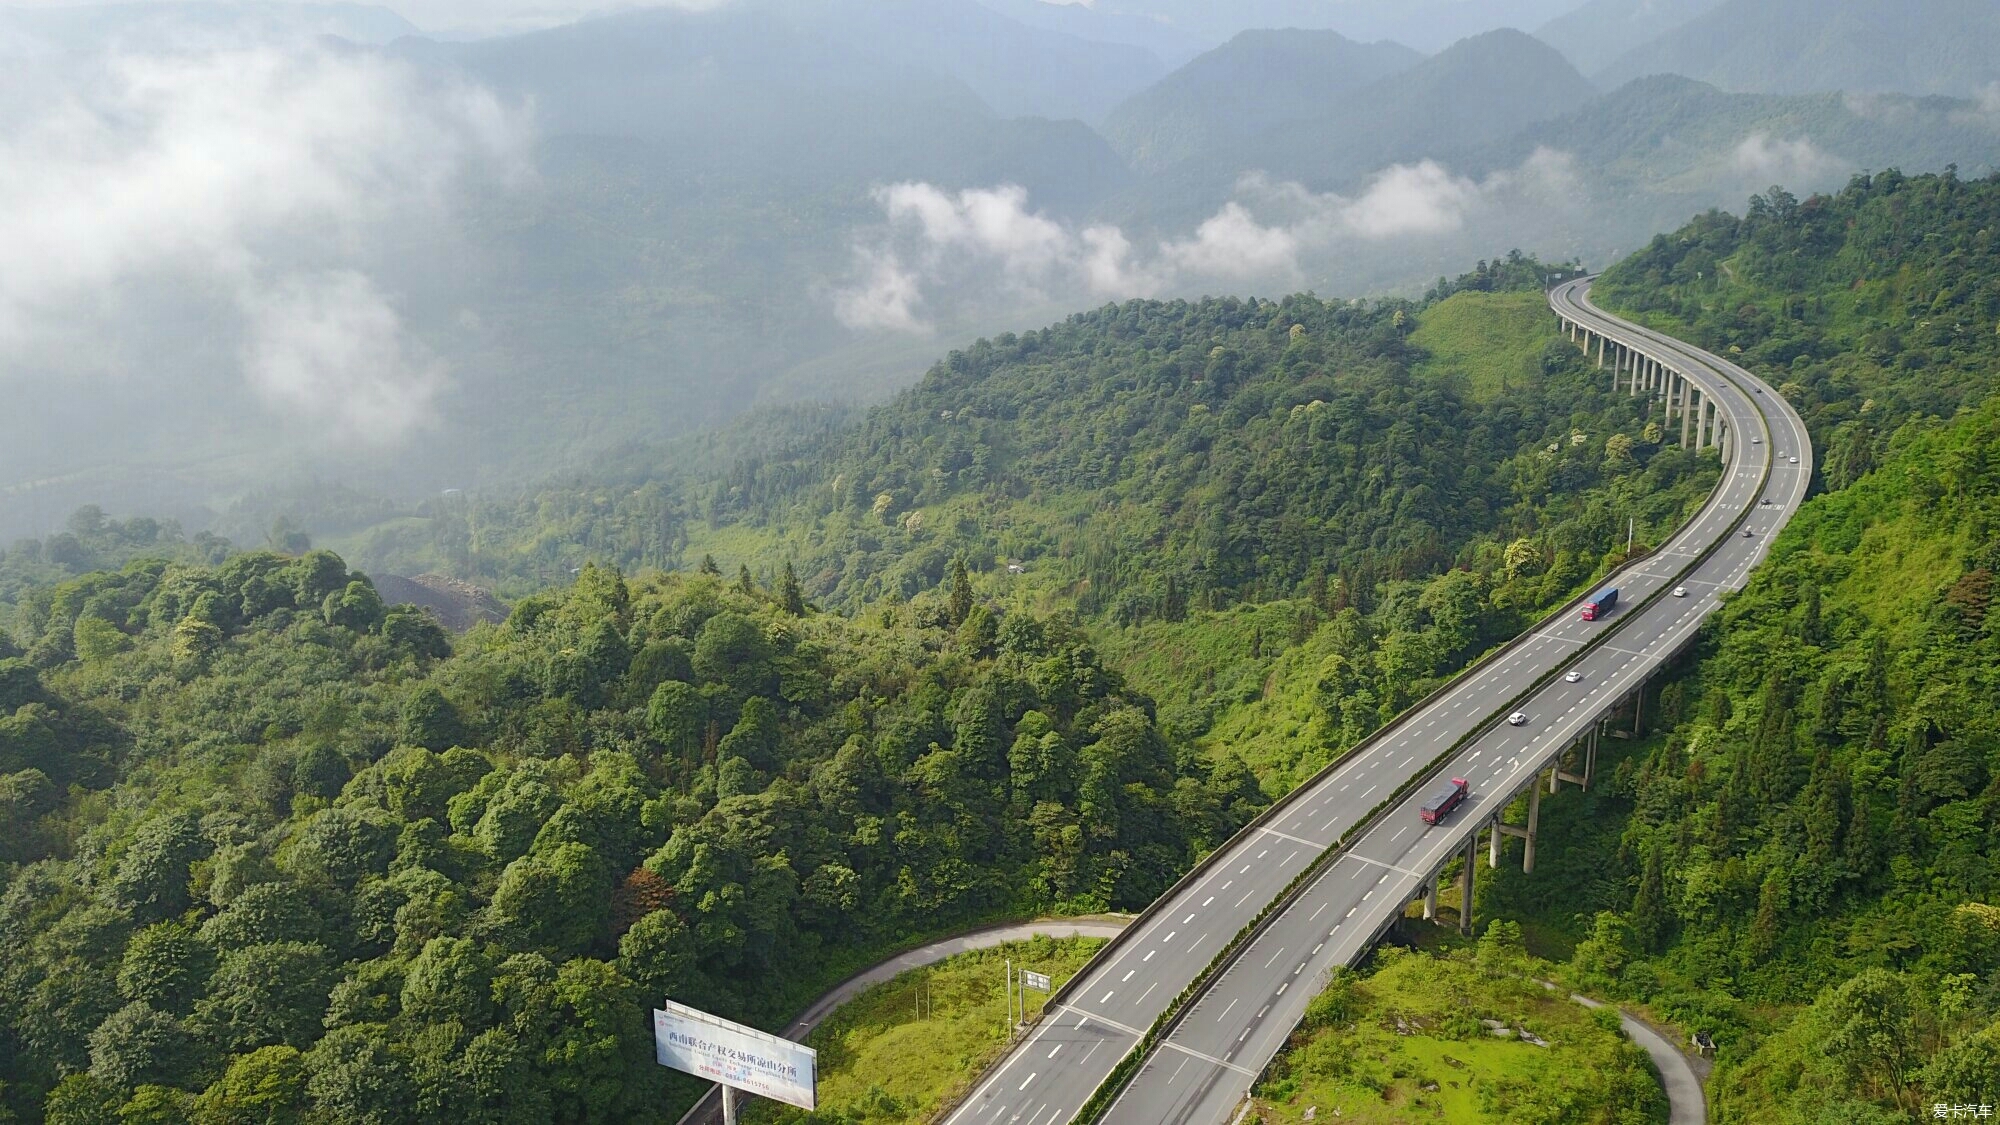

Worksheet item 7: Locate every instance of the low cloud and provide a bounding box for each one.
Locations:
[0,42,530,445]
[835,148,1582,333]
[1730,133,1840,185]
[241,272,450,447]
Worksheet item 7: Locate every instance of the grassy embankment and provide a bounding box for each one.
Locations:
[743,937,1105,1125]
[1255,937,1668,1125]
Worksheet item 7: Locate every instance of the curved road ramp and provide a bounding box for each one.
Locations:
[940,280,1811,1125]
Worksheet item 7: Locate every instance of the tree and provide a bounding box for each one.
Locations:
[117,922,214,1014]
[400,687,465,752]
[105,814,208,922]
[947,558,973,626]
[697,554,720,577]
[193,1045,309,1125]
[488,843,611,956]
[42,1074,119,1125]
[400,936,496,1028]
[778,561,806,617]
[1631,848,1669,953]
[717,697,781,771]
[617,909,697,1000]
[646,681,703,761]
[193,942,337,1052]
[1819,969,1924,1113]
[87,1002,198,1090]
[302,1024,413,1125]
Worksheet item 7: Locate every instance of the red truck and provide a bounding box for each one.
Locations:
[1581,587,1619,621]
[1420,777,1470,825]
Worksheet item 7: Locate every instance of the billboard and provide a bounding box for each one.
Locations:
[1021,970,1051,992]
[653,1000,818,1111]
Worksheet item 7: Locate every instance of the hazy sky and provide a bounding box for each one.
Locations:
[0,0,726,38]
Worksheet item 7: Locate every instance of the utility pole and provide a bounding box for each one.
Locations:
[1628,517,1635,555]
[1005,959,1013,1033]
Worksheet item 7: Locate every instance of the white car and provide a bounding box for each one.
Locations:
[1673,586,1688,597]
[1789,456,1800,465]
[1564,671,1583,683]
[1507,712,1528,726]
[1752,436,1762,444]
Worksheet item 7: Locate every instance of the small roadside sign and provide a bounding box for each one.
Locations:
[1022,970,1051,992]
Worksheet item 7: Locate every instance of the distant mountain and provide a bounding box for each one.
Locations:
[451,0,1166,128]
[975,0,1212,67]
[1225,29,1596,191]
[1533,0,1725,70]
[1102,30,1423,173]
[0,2,418,55]
[1002,0,1590,55]
[425,1,1138,197]
[1598,0,2000,98]
[1470,72,2000,248]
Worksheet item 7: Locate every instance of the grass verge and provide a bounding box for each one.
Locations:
[743,936,1106,1125]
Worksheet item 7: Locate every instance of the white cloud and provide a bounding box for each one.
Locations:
[1730,133,1840,185]
[241,272,447,446]
[0,43,529,445]
[834,148,1584,333]
[833,246,929,333]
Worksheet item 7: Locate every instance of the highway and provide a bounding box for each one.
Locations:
[941,279,1812,1125]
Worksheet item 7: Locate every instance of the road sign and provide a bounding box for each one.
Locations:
[653,1000,818,1111]
[1021,970,1051,992]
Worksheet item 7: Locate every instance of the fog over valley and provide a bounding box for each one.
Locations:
[0,0,1995,548]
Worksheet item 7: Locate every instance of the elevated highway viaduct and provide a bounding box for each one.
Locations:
[941,278,1812,1125]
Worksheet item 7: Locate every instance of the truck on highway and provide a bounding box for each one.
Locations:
[1581,587,1619,621]
[1420,777,1470,824]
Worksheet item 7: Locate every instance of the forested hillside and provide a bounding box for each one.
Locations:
[0,549,1257,1121]
[299,260,1719,792]
[1476,169,2000,1122]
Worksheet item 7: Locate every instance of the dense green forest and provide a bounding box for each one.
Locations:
[1468,169,2000,1122]
[0,255,1736,1122]
[0,550,1261,1121]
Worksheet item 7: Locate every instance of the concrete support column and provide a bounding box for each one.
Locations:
[1460,834,1477,936]
[1488,819,1501,869]
[1682,386,1695,446]
[1633,687,1645,735]
[1423,881,1438,921]
[1586,724,1599,790]
[1522,783,1542,875]
[1595,334,1606,368]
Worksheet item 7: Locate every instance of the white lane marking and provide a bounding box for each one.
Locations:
[1263,946,1286,968]
[1019,1074,1036,1091]
[1217,998,1238,1022]
[1202,897,1214,906]
[1143,950,1155,962]
[1100,991,1114,1004]
[1048,1045,1061,1059]
[1137,981,1158,1004]
[1160,1040,1258,1077]
[1122,971,1135,982]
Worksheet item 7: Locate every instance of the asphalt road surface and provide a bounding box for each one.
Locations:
[944,279,1811,1125]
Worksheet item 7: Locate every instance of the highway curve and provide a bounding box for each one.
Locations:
[941,279,1812,1125]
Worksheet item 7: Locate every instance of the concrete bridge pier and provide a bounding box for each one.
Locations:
[1459,833,1478,935]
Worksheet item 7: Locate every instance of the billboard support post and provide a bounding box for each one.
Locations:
[721,1087,738,1125]
[1005,959,1014,1031]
